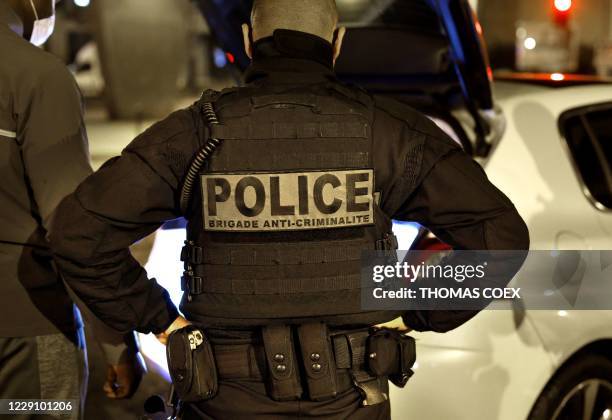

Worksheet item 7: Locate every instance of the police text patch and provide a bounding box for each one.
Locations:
[202,170,375,232]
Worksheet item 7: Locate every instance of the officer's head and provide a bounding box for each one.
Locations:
[7,0,56,45]
[242,0,346,65]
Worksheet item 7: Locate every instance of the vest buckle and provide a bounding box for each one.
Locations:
[181,273,203,295]
[181,243,203,264]
[190,276,203,295]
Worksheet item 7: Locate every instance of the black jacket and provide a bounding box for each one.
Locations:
[49,33,529,335]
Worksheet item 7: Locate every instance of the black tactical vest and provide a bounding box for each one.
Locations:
[180,83,401,328]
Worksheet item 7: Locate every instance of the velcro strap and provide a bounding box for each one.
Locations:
[210,121,368,140]
[198,274,361,295]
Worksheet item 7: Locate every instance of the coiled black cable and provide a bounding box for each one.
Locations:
[179,100,222,214]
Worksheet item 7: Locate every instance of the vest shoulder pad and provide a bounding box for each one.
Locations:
[373,95,420,127]
[327,82,374,111]
[374,95,461,150]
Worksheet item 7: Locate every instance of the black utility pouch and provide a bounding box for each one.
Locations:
[297,322,338,401]
[166,326,218,402]
[367,328,416,388]
[261,325,303,401]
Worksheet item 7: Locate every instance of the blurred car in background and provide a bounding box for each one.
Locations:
[71,41,105,98]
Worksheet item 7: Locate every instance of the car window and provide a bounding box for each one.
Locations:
[337,0,441,33]
[560,103,612,210]
[334,0,450,79]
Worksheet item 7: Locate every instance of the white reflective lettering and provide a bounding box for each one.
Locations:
[202,169,375,232]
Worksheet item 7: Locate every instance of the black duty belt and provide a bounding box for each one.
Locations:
[209,326,390,406]
[212,341,354,393]
[166,323,416,407]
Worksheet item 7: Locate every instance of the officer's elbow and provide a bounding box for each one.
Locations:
[486,208,530,251]
[515,216,530,251]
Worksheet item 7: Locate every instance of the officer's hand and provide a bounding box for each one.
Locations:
[374,317,412,332]
[103,351,146,399]
[156,316,191,345]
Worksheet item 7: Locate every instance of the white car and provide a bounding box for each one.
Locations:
[391,79,612,420]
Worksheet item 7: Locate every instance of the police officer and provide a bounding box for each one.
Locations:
[49,0,529,418]
[0,1,143,417]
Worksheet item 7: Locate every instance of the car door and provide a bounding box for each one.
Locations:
[559,101,612,240]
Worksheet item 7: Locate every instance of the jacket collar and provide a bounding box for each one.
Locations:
[244,29,336,85]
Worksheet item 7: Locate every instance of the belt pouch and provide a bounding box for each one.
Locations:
[345,331,388,406]
[297,322,338,401]
[261,325,302,401]
[166,326,218,402]
[367,328,416,388]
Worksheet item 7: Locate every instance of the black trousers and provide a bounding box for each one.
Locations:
[182,379,391,420]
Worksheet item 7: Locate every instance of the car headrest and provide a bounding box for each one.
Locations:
[335,27,451,76]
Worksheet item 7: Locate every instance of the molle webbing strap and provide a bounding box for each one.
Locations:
[197,274,362,295]
[210,121,368,140]
[196,260,361,283]
[208,149,370,172]
[200,240,369,265]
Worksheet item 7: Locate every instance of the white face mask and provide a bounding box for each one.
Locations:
[28,0,55,46]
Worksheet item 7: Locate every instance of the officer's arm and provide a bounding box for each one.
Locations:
[393,121,530,333]
[49,108,201,334]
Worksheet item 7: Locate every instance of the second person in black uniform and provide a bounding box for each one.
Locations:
[49,0,529,418]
